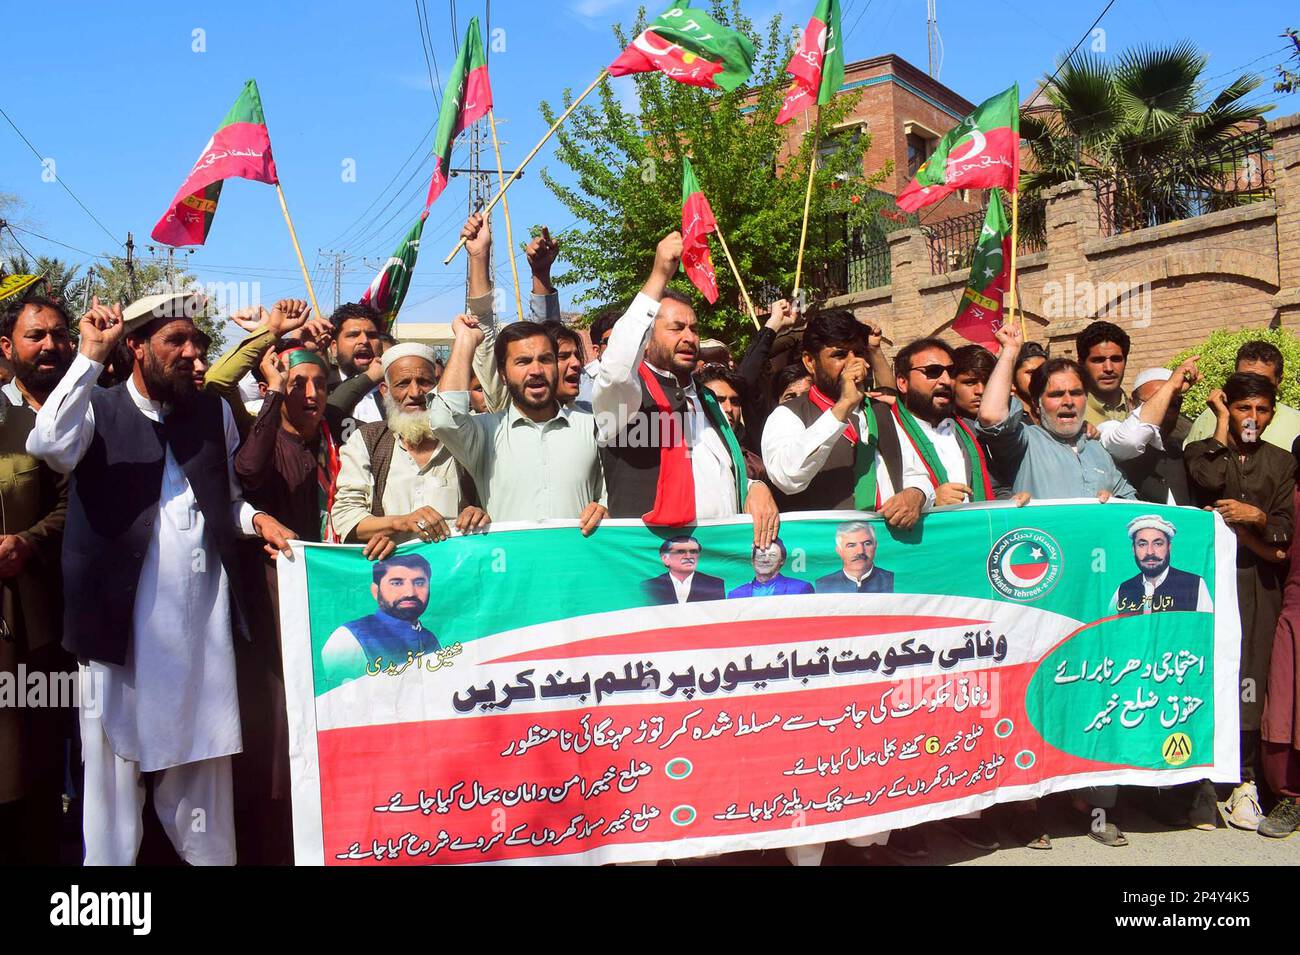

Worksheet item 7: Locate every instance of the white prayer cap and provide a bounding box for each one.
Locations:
[122,290,208,334]
[1127,514,1176,541]
[1133,367,1173,390]
[381,342,438,378]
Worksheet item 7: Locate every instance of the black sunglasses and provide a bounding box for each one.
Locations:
[909,363,955,380]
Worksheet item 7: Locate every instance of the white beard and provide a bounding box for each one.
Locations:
[386,403,435,446]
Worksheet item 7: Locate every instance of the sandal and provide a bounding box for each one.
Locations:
[1086,821,1129,847]
[1009,810,1051,850]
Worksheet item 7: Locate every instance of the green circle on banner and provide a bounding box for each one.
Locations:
[670,805,697,827]
[994,718,1014,739]
[665,757,693,780]
[1015,750,1036,770]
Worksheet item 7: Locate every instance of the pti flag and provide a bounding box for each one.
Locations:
[775,0,845,124]
[681,158,719,303]
[609,2,755,92]
[952,189,1012,350]
[896,84,1020,214]
[151,79,279,246]
[360,213,426,331]
[425,17,493,208]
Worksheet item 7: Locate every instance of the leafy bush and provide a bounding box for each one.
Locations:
[1169,327,1300,410]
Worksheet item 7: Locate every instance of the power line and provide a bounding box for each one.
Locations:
[0,104,122,247]
[1037,0,1119,97]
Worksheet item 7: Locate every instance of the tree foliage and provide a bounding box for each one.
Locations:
[538,0,889,348]
[1170,327,1300,410]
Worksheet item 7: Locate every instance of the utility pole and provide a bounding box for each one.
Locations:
[926,0,940,79]
[125,232,137,298]
[319,249,348,313]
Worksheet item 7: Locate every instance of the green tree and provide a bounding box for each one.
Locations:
[88,256,226,353]
[1,252,91,307]
[1020,42,1273,237]
[538,0,888,347]
[1170,327,1300,411]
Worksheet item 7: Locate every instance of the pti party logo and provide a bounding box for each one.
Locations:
[987,528,1062,601]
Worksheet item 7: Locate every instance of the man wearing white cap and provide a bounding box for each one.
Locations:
[1096,358,1201,505]
[26,292,296,865]
[330,341,488,547]
[1109,514,1213,614]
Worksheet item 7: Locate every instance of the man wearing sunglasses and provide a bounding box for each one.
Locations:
[892,338,996,507]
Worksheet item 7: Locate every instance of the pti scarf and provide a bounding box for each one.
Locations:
[807,384,881,510]
[891,402,993,502]
[638,363,747,526]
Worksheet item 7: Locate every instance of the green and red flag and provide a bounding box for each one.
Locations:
[896,83,1020,213]
[609,2,755,92]
[952,189,1012,351]
[680,157,719,303]
[360,212,426,331]
[425,17,493,208]
[775,0,845,125]
[151,79,279,246]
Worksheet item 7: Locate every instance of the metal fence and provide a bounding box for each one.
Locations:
[921,193,1045,275]
[1095,130,1274,236]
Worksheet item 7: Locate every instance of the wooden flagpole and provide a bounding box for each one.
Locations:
[276,184,325,321]
[446,70,609,265]
[1008,187,1024,338]
[712,222,759,330]
[487,110,524,321]
[793,112,821,302]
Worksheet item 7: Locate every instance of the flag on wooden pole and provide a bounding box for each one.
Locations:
[609,2,754,91]
[360,213,426,331]
[681,157,719,303]
[952,189,1012,351]
[425,17,493,208]
[775,0,845,125]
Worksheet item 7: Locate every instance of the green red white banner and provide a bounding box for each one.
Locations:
[609,2,755,92]
[776,0,845,124]
[896,83,1020,213]
[151,79,279,247]
[278,501,1239,865]
[425,17,493,208]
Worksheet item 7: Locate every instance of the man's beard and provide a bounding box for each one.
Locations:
[18,352,72,397]
[386,403,434,445]
[507,373,555,412]
[812,364,841,400]
[902,386,951,424]
[1139,555,1170,579]
[379,595,426,621]
[140,350,198,406]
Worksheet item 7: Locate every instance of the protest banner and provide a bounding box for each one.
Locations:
[278,501,1240,865]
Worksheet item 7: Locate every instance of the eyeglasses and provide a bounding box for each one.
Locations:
[909,363,955,380]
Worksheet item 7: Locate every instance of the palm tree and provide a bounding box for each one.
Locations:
[1020,42,1274,236]
[1,252,90,308]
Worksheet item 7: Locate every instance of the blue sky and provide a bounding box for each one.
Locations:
[2,0,1294,340]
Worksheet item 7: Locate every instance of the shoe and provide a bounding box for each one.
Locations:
[1188,780,1219,831]
[941,818,999,851]
[1258,797,1300,839]
[885,826,929,859]
[1221,781,1263,830]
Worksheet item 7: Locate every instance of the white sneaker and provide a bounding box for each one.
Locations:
[1221,781,1263,830]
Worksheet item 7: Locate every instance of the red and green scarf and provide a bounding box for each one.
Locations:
[807,385,882,510]
[891,403,993,501]
[638,363,747,525]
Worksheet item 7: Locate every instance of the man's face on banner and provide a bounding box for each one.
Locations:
[1133,529,1171,579]
[373,564,430,621]
[836,529,877,576]
[752,542,784,579]
[661,539,700,579]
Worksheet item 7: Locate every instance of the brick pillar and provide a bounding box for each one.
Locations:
[1270,113,1300,331]
[1036,179,1103,352]
[885,228,929,344]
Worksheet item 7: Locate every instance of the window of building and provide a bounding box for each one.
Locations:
[907,131,936,177]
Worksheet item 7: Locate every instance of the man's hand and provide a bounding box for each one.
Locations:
[862,320,885,353]
[229,305,270,334]
[832,357,868,421]
[933,483,972,506]
[526,226,560,288]
[1173,356,1201,393]
[266,299,311,338]
[1011,491,1031,507]
[258,346,285,394]
[578,502,607,537]
[362,534,396,562]
[1085,421,1100,440]
[296,317,334,351]
[1207,388,1229,419]
[879,487,925,530]
[0,535,33,578]
[993,320,1023,354]
[1096,490,1113,504]
[765,299,797,333]
[743,481,781,549]
[653,232,683,281]
[451,313,486,348]
[1214,498,1266,528]
[463,213,491,259]
[455,506,491,535]
[393,507,451,542]
[78,297,125,364]
[253,512,295,559]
